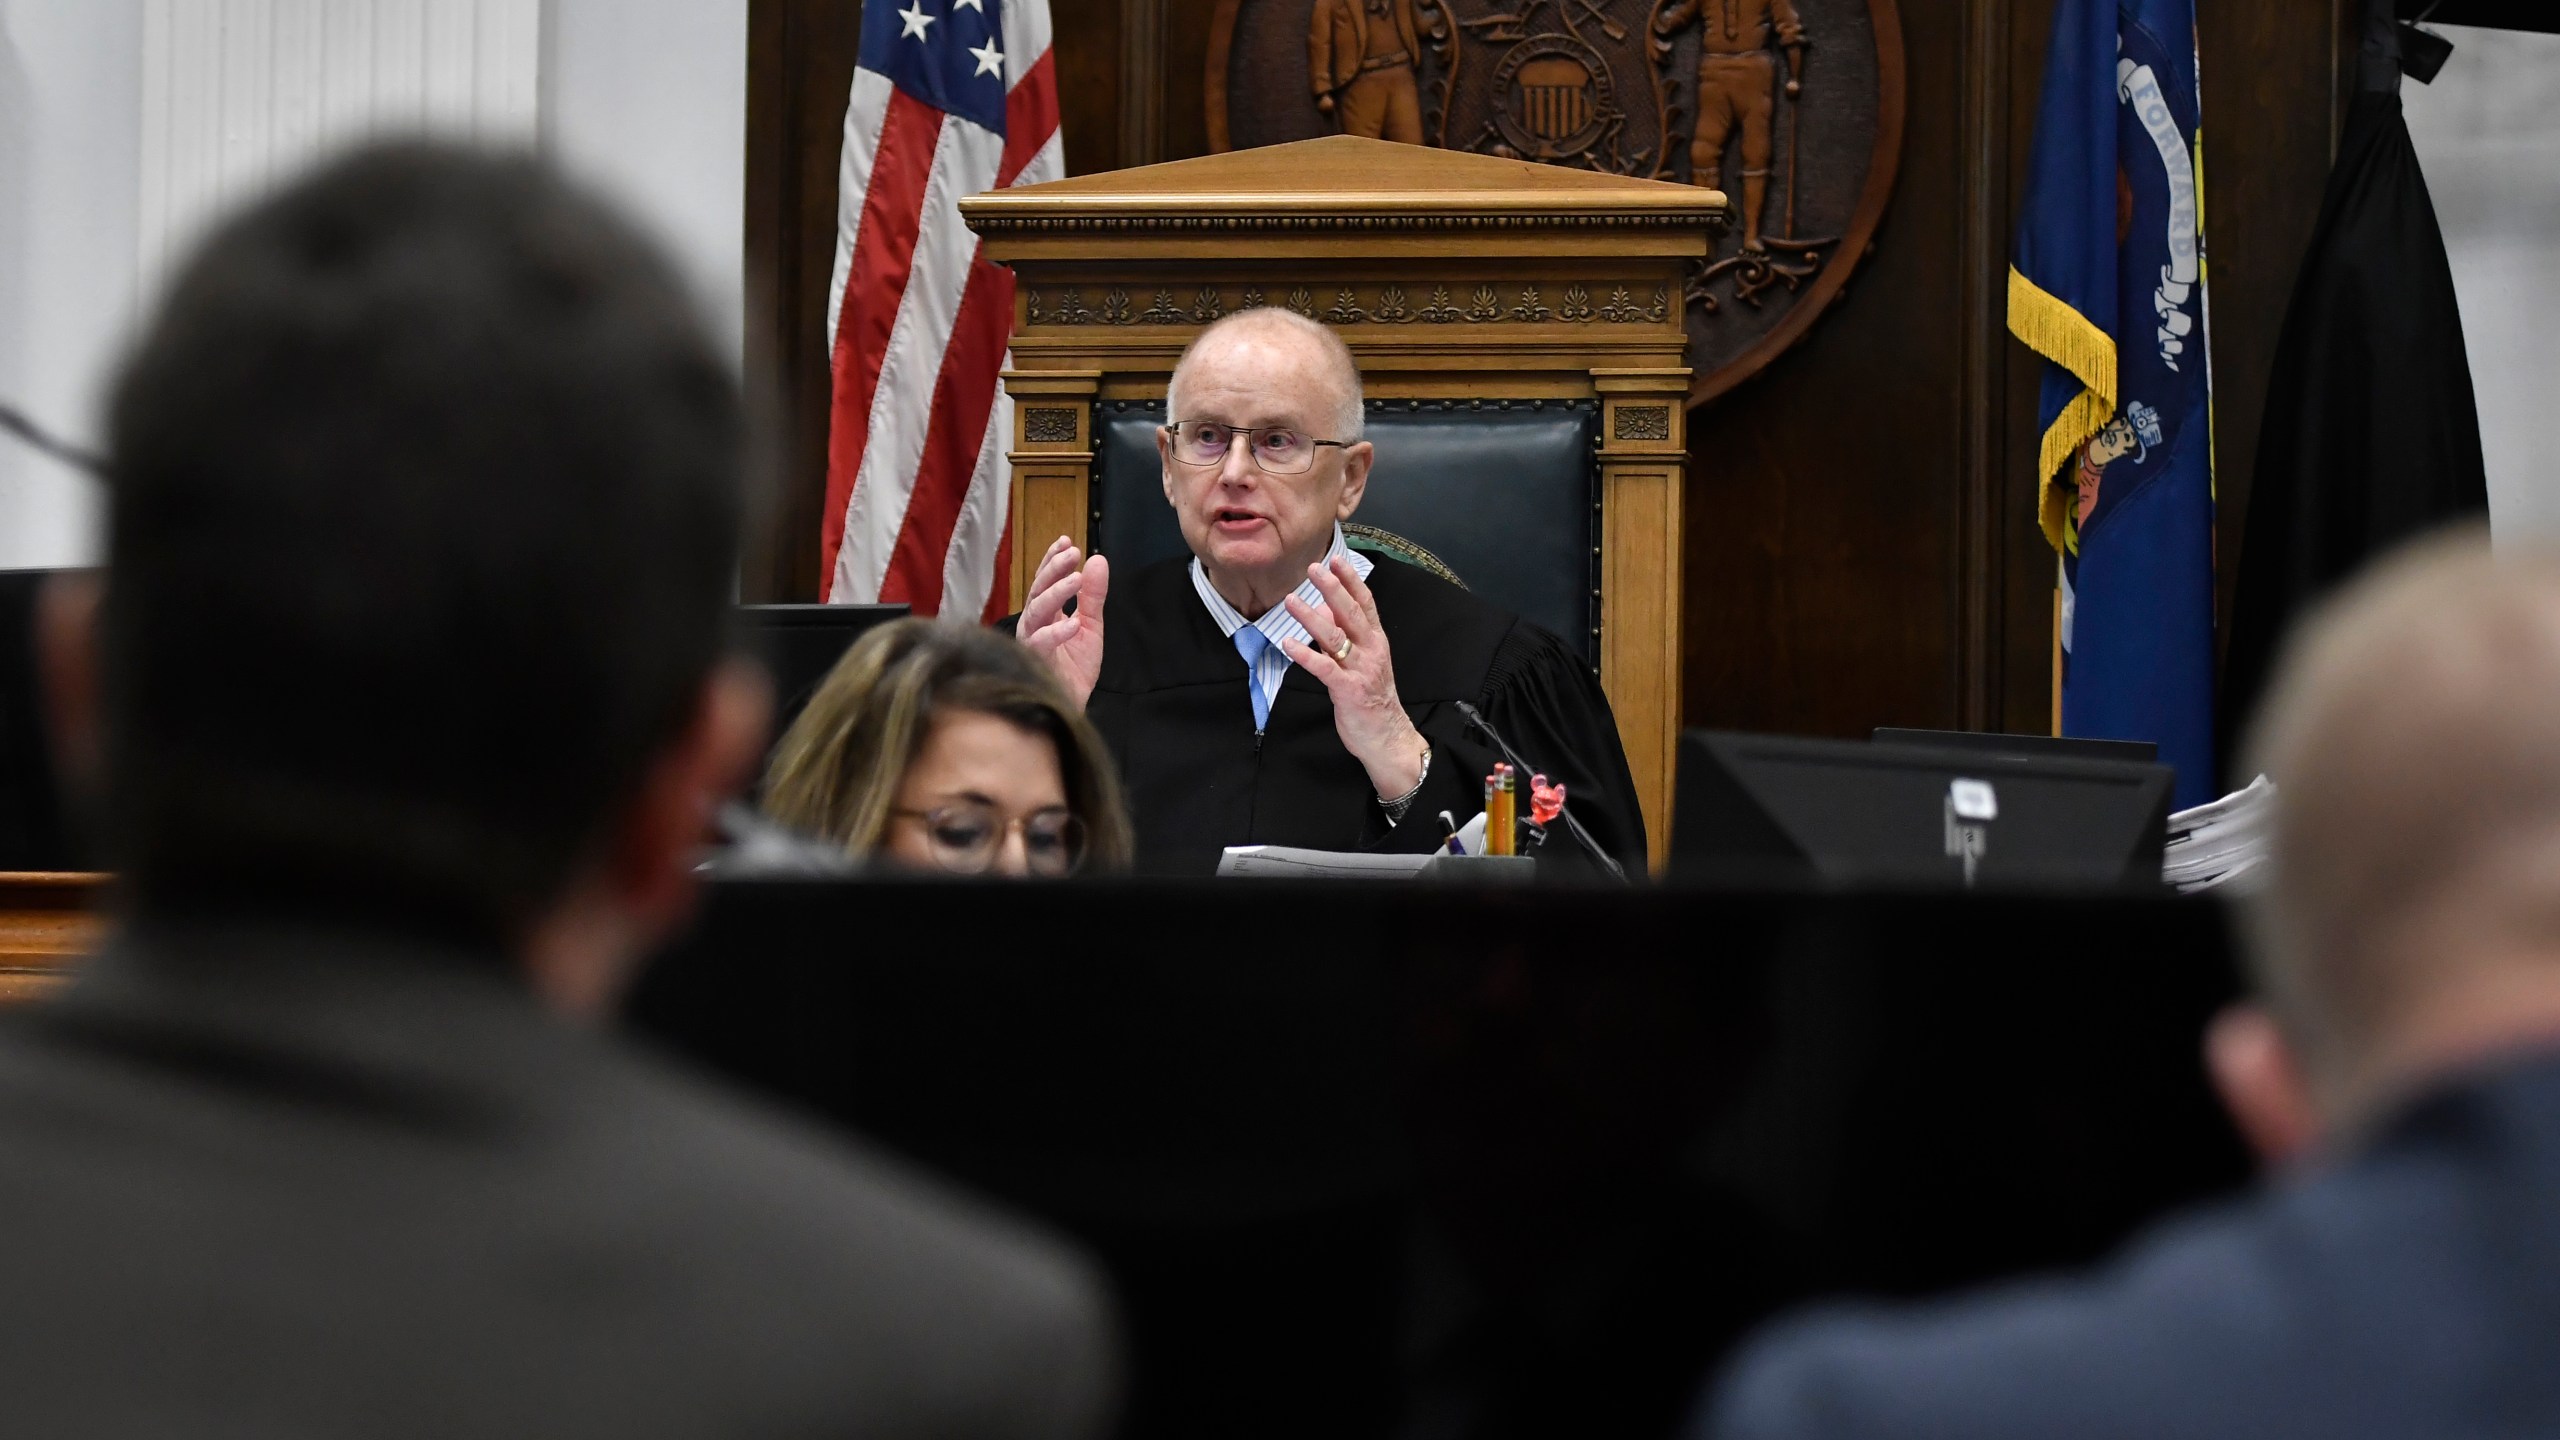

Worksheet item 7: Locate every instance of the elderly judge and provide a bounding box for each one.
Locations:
[1017,308,1645,875]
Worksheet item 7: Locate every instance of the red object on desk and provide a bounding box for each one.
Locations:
[1529,773,1566,827]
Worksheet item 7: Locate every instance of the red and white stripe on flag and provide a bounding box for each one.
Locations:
[820,0,1061,618]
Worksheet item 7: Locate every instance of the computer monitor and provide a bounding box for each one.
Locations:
[1872,727,2159,763]
[732,603,908,737]
[1673,730,2172,888]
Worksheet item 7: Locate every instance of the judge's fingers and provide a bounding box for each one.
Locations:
[1282,593,1350,658]
[1280,635,1348,689]
[1077,553,1110,625]
[1306,561,1379,644]
[1021,610,1082,654]
[1328,554,1384,626]
[1023,565,1085,629]
[1027,538,1084,604]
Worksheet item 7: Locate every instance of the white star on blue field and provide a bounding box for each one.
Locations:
[864,0,1010,135]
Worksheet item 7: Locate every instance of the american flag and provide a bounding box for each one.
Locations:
[821,0,1060,617]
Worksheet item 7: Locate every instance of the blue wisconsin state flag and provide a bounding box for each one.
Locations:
[2011,0,2217,809]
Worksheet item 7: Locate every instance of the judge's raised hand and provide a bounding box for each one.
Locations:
[1020,535,1108,709]
[1283,555,1428,802]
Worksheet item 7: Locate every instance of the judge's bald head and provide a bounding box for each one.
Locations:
[1157,309,1376,611]
[1166,308,1364,441]
[2246,530,2560,1117]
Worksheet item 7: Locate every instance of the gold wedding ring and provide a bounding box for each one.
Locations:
[1331,636,1353,662]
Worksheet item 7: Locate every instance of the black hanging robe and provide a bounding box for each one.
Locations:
[1082,556,1647,877]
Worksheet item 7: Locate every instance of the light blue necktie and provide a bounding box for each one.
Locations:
[1233,625,1273,732]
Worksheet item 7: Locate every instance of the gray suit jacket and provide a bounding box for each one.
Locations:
[1700,1048,2560,1440]
[0,921,1114,1438]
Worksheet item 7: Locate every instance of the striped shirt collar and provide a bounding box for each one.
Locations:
[1191,526,1374,729]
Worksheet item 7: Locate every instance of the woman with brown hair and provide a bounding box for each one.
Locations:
[761,619,1133,877]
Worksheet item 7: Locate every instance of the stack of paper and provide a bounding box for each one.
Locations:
[2162,774,2276,894]
[1216,846,1439,879]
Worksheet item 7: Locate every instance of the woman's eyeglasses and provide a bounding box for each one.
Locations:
[891,804,1089,878]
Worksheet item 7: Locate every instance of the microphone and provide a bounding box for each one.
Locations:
[1451,700,1629,884]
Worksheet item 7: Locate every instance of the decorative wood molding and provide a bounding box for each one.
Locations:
[1614,404,1672,442]
[1023,280,1673,326]
[972,211,1732,235]
[1002,370,1104,603]
[960,134,1727,253]
[1022,406,1083,443]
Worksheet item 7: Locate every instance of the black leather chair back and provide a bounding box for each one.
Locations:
[1092,399,1600,667]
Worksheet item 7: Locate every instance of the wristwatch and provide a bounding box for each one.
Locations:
[1378,744,1432,826]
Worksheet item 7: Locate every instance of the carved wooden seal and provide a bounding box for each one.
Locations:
[1208,0,1903,406]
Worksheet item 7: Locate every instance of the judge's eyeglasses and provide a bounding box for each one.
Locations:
[890,803,1089,878]
[1164,420,1351,476]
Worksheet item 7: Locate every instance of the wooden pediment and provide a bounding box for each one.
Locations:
[962,134,1726,248]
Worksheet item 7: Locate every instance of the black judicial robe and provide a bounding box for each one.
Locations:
[1086,556,1646,876]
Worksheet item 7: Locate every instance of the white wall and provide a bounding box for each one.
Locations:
[540,0,745,359]
[0,0,144,570]
[2401,26,2560,540]
[136,0,543,301]
[0,0,745,570]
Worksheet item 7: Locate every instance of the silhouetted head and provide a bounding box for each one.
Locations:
[2235,529,2560,1142]
[91,141,755,959]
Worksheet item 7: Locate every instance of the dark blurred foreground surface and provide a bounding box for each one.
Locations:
[628,879,2250,1440]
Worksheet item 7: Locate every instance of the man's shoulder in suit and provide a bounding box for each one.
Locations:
[1701,1050,2560,1440]
[0,924,1114,1439]
[567,1024,1119,1436]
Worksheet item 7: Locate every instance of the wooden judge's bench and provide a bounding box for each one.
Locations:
[0,872,102,1002]
[964,135,1725,868]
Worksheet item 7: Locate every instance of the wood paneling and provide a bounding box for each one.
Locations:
[741,0,863,602]
[1052,0,1123,177]
[0,873,103,1004]
[1596,370,1694,858]
[1679,0,1977,738]
[1160,1,1217,164]
[1681,0,2350,741]
[746,0,2354,743]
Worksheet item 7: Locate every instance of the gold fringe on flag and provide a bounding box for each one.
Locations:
[2006,265,2119,554]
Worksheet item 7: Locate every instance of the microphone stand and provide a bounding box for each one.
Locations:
[1452,700,1629,884]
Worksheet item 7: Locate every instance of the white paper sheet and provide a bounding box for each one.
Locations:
[1216,846,1439,880]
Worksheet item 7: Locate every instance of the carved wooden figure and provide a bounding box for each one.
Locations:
[1310,0,1432,143]
[1211,0,1902,406]
[1653,0,1807,251]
